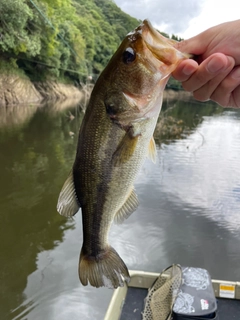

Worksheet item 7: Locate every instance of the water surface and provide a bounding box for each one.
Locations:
[0,96,240,320]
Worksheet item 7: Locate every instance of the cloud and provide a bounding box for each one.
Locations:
[114,0,204,36]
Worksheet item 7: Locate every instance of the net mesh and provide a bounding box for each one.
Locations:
[142,264,182,320]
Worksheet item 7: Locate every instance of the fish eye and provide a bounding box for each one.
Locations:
[122,47,136,64]
[105,103,116,116]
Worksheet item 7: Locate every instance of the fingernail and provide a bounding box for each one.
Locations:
[231,67,240,79]
[182,64,196,76]
[207,58,225,73]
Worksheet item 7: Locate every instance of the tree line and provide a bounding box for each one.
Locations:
[0,0,182,84]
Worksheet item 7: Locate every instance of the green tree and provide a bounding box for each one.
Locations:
[0,0,181,84]
[0,0,41,56]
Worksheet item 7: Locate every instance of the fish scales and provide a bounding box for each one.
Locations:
[57,19,190,288]
[74,99,150,253]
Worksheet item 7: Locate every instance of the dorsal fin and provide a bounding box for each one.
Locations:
[148,136,157,163]
[57,171,80,217]
[114,188,139,224]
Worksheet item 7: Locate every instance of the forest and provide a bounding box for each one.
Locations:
[0,0,182,85]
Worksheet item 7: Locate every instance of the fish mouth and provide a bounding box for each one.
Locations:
[134,19,189,66]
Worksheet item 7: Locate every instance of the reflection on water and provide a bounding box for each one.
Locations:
[0,96,240,320]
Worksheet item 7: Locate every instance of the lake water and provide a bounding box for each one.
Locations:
[1,94,240,320]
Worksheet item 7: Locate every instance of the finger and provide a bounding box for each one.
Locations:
[175,31,211,56]
[192,55,235,101]
[175,24,222,56]
[172,59,198,82]
[210,66,240,108]
[230,86,240,108]
[182,54,234,94]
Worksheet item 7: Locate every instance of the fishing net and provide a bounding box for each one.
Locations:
[142,264,182,320]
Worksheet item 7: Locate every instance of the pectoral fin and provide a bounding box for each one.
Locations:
[148,136,157,163]
[112,129,140,167]
[57,171,80,217]
[114,187,139,224]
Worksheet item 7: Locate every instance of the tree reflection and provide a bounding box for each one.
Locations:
[154,95,223,145]
[0,100,84,319]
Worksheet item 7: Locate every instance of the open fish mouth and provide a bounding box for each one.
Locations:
[132,19,190,65]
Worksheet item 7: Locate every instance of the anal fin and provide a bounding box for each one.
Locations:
[57,171,80,217]
[114,188,139,224]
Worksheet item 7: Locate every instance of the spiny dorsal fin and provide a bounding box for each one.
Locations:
[114,188,139,224]
[57,171,79,217]
[148,136,157,163]
[112,129,140,167]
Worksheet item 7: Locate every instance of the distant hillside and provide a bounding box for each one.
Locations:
[0,0,140,83]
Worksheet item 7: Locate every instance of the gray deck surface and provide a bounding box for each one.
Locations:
[119,287,240,320]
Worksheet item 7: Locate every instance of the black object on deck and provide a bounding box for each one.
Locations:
[119,287,240,320]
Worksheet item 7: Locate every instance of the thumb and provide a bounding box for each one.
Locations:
[175,33,209,56]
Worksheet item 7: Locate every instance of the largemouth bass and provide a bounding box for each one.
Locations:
[57,20,189,288]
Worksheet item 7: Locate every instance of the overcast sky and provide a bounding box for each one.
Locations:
[114,0,240,39]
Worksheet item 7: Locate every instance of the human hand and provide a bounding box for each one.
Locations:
[172,20,240,108]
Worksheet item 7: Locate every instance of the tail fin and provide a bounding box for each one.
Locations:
[79,246,130,288]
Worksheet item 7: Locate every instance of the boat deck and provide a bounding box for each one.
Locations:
[119,287,240,320]
[104,270,240,320]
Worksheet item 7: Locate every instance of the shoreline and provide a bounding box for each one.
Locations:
[0,74,84,107]
[163,88,192,101]
[0,74,192,107]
